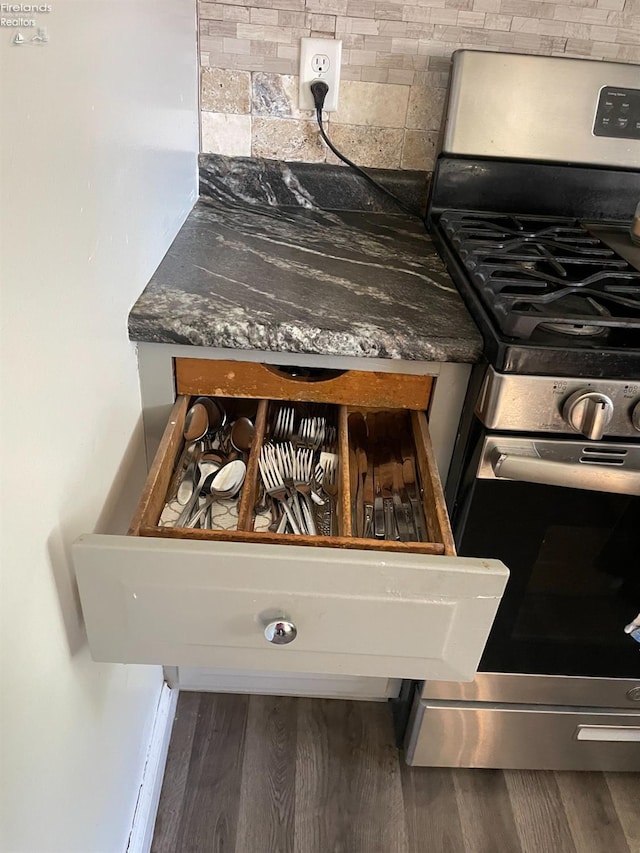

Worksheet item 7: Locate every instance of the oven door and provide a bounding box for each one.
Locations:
[453,434,640,679]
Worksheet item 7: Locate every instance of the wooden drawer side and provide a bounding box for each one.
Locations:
[411,410,455,556]
[129,395,189,536]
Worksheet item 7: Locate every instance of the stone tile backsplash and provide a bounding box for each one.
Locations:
[199,0,640,170]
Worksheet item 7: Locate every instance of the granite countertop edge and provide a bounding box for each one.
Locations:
[128,317,480,364]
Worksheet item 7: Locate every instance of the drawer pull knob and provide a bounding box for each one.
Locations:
[264,620,297,645]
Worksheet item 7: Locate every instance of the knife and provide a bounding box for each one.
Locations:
[373,442,385,540]
[366,415,383,540]
[392,459,412,541]
[401,440,428,542]
[400,484,417,541]
[356,447,367,537]
[362,449,374,538]
[349,447,359,536]
[348,413,369,539]
[374,475,385,539]
[380,459,400,541]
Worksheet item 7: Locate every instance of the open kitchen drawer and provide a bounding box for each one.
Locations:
[73,359,508,682]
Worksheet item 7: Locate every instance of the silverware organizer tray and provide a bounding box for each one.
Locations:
[130,391,455,557]
[155,396,264,534]
[248,399,344,538]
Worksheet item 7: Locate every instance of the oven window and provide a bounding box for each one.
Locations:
[455,478,640,678]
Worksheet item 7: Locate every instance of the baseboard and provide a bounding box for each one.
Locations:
[126,683,178,853]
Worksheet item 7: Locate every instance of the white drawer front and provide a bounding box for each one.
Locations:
[73,534,507,681]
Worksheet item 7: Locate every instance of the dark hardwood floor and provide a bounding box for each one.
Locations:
[152,692,640,853]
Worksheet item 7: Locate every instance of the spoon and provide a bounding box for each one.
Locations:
[230,417,255,456]
[185,402,209,441]
[194,396,226,446]
[176,449,202,506]
[167,402,210,502]
[186,459,247,529]
[175,455,222,527]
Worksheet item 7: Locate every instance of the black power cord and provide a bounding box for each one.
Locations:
[310,79,422,220]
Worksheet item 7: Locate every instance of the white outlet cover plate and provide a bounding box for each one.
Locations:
[299,38,342,112]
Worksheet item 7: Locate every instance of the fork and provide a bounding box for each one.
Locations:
[319,452,339,536]
[292,446,318,535]
[322,425,337,452]
[273,443,309,532]
[298,416,326,451]
[258,447,301,534]
[295,449,325,506]
[272,406,295,441]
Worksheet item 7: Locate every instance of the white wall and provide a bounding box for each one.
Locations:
[0,2,198,851]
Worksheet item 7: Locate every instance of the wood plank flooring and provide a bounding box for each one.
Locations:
[152,693,640,853]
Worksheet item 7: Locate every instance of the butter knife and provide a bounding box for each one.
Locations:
[349,413,369,538]
[361,449,373,538]
[373,449,385,540]
[374,484,385,539]
[380,459,399,541]
[402,454,427,542]
[392,459,412,541]
[349,447,359,536]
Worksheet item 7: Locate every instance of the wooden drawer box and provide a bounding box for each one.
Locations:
[130,395,454,558]
[73,360,508,683]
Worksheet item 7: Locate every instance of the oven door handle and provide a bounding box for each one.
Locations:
[492,452,640,496]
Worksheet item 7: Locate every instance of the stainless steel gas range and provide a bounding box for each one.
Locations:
[403,49,640,770]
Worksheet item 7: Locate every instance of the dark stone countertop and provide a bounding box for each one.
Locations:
[128,155,483,364]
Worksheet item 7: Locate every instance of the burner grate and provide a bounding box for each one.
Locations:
[440,211,640,341]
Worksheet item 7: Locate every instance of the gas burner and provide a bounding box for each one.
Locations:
[535,296,610,338]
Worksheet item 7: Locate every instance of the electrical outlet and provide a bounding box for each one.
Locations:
[299,38,342,112]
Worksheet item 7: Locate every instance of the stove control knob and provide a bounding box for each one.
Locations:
[562,390,614,440]
[632,401,640,432]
